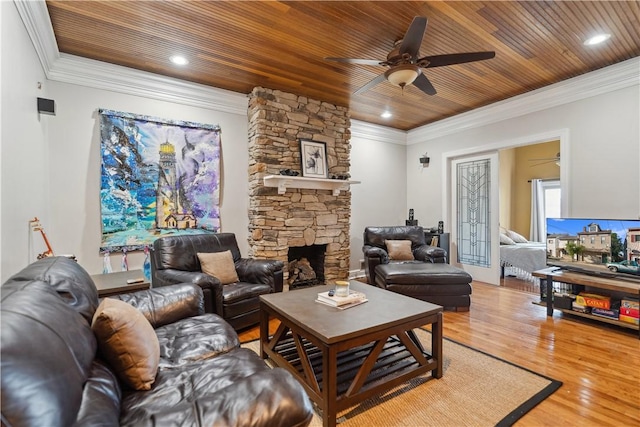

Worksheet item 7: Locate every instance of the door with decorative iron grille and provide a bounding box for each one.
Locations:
[450,153,500,285]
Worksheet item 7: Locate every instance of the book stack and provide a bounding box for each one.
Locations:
[316,289,368,309]
[591,301,620,320]
[576,292,611,309]
[620,297,639,325]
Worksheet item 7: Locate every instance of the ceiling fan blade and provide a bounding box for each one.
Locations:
[529,160,558,167]
[398,16,427,58]
[325,57,384,66]
[412,73,437,95]
[419,51,496,68]
[528,153,560,162]
[354,73,387,95]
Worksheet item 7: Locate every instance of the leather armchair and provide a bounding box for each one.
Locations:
[151,233,284,330]
[363,226,447,284]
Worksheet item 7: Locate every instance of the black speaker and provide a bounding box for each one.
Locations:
[37,97,55,115]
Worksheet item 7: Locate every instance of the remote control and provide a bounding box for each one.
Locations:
[126,278,145,284]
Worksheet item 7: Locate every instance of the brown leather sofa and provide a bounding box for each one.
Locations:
[151,233,284,331]
[362,226,447,284]
[1,257,313,427]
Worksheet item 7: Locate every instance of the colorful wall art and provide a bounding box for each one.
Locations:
[99,109,221,252]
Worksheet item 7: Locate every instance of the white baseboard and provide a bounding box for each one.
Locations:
[349,269,366,279]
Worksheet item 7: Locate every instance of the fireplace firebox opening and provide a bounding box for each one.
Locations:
[287,244,327,289]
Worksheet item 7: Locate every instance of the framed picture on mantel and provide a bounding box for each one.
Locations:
[300,139,328,179]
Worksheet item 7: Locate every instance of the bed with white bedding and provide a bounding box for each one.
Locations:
[500,242,547,282]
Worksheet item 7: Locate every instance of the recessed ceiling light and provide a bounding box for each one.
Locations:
[584,34,611,46]
[170,55,189,65]
[381,111,392,118]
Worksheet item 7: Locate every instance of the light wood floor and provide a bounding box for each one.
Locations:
[240,281,640,426]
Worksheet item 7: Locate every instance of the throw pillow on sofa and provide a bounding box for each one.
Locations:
[385,240,415,260]
[197,250,240,284]
[92,298,160,391]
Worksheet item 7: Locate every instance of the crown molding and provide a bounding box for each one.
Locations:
[51,54,249,114]
[350,120,407,145]
[14,0,248,115]
[14,0,59,72]
[408,57,640,145]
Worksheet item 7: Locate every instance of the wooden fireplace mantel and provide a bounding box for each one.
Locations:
[263,175,360,196]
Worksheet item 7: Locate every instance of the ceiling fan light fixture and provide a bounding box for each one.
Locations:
[584,33,611,46]
[385,65,420,87]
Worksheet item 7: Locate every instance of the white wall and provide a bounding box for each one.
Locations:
[407,84,640,229]
[1,1,50,281]
[42,81,249,276]
[349,122,408,274]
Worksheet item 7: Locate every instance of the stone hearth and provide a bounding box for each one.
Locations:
[247,87,351,283]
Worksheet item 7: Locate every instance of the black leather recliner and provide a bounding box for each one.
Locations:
[362,226,447,284]
[151,233,284,331]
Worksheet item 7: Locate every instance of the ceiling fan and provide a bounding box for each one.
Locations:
[528,152,561,167]
[325,16,495,96]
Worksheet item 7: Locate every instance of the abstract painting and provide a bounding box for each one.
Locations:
[99,109,221,252]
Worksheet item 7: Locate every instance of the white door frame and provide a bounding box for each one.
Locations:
[441,129,571,285]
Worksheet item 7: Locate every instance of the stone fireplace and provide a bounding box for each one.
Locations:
[247,87,352,284]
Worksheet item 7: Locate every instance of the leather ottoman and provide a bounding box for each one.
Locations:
[374,263,473,311]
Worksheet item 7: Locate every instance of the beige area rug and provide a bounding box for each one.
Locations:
[242,328,561,427]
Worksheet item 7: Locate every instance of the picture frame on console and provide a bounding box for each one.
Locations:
[300,139,328,179]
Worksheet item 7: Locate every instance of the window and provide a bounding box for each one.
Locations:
[531,178,561,242]
[541,180,561,219]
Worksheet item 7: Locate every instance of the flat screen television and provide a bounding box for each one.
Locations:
[545,218,640,282]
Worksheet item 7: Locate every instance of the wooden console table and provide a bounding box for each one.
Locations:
[533,267,640,337]
[91,270,150,297]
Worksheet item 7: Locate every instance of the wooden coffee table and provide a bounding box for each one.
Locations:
[259,281,443,427]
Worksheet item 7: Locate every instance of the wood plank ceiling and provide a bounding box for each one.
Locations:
[46,1,640,131]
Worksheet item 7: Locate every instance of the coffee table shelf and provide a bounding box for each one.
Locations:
[272,333,432,397]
